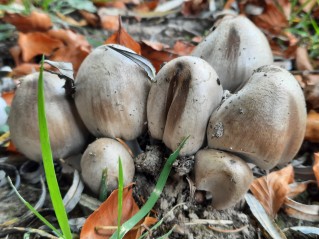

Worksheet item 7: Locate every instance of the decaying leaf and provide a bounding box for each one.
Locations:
[3,11,52,32]
[296,46,319,85]
[98,8,120,31]
[283,197,319,222]
[182,0,208,16]
[105,17,141,54]
[250,165,294,219]
[11,63,40,77]
[245,193,288,239]
[287,180,317,198]
[80,184,139,239]
[313,153,319,187]
[18,32,63,62]
[171,40,195,55]
[305,111,319,142]
[140,42,178,72]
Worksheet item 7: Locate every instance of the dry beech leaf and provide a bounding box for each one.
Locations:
[296,46,319,85]
[171,40,195,55]
[80,184,139,239]
[79,10,100,27]
[140,42,178,72]
[9,45,22,66]
[287,180,316,198]
[3,11,52,32]
[2,91,15,106]
[141,40,169,51]
[313,153,319,187]
[11,63,40,78]
[135,216,158,238]
[105,17,141,55]
[250,165,294,219]
[18,32,63,62]
[283,197,319,222]
[248,0,289,35]
[305,111,319,142]
[98,11,119,31]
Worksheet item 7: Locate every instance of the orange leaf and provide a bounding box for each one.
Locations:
[305,110,319,142]
[18,32,63,62]
[3,11,52,32]
[2,91,15,106]
[98,11,119,31]
[296,46,319,85]
[182,0,208,16]
[9,45,22,66]
[11,63,40,78]
[135,216,157,239]
[79,10,100,27]
[171,41,195,56]
[250,165,294,219]
[140,42,178,72]
[105,17,141,54]
[313,153,319,187]
[80,184,140,239]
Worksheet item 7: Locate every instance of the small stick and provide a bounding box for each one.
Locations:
[208,224,249,233]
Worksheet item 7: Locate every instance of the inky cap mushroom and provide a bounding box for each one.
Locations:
[81,138,135,195]
[195,149,253,210]
[8,72,88,162]
[147,56,223,156]
[75,44,151,140]
[207,65,307,169]
[192,15,273,92]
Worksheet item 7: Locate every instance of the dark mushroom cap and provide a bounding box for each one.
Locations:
[147,56,223,156]
[8,72,88,162]
[75,44,151,140]
[207,65,307,169]
[195,149,253,210]
[192,15,273,92]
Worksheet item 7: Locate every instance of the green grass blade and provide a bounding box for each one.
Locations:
[310,15,319,35]
[110,136,189,239]
[99,168,108,202]
[7,177,63,238]
[38,55,72,239]
[117,158,124,239]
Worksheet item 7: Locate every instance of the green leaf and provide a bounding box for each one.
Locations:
[117,158,124,239]
[7,176,62,238]
[99,168,108,202]
[110,136,189,239]
[38,55,72,239]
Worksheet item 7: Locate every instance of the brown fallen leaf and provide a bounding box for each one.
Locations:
[18,32,63,62]
[171,40,195,55]
[56,12,87,27]
[283,197,319,222]
[250,165,294,219]
[141,42,178,72]
[9,45,22,66]
[135,216,158,238]
[98,8,120,31]
[299,0,317,13]
[287,180,316,198]
[182,0,208,16]
[295,46,319,85]
[2,91,15,106]
[11,63,40,78]
[79,10,100,27]
[305,111,319,142]
[3,11,52,32]
[80,184,139,239]
[105,17,141,54]
[141,40,169,51]
[313,153,319,187]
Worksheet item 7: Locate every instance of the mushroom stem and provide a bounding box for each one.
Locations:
[125,139,143,157]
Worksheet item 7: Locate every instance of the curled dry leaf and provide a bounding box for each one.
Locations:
[80,184,139,239]
[3,11,52,32]
[140,42,178,72]
[305,110,319,142]
[313,153,319,187]
[18,32,63,62]
[250,165,294,219]
[105,17,141,54]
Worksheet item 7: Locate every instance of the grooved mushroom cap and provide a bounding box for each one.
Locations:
[147,56,223,156]
[8,72,88,162]
[195,149,253,210]
[192,15,273,92]
[81,138,135,195]
[207,65,307,170]
[75,44,151,140]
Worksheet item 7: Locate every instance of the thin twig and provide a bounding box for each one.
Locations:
[0,226,59,239]
[208,224,249,233]
[290,70,319,75]
[184,219,233,226]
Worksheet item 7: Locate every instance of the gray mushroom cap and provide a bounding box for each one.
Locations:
[147,56,223,156]
[207,65,307,170]
[195,149,253,210]
[8,72,88,162]
[80,138,135,195]
[75,44,151,140]
[192,15,273,92]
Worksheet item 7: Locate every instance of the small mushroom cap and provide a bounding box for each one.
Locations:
[8,72,88,162]
[81,138,135,195]
[207,65,307,169]
[147,56,223,156]
[195,149,253,210]
[75,44,151,140]
[192,15,273,92]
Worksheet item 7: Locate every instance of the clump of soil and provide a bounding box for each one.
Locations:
[133,146,257,239]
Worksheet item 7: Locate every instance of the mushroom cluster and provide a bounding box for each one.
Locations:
[8,15,307,210]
